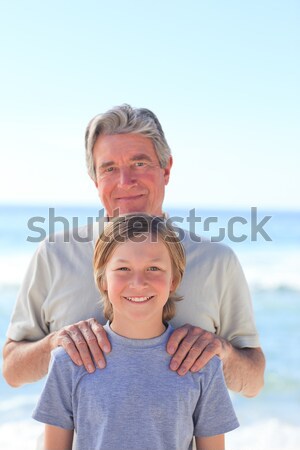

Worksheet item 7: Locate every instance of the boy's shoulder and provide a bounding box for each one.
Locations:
[204,354,222,370]
[50,346,81,371]
[193,355,223,384]
[51,346,71,360]
[49,347,90,387]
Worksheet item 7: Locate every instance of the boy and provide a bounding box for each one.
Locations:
[32,215,239,450]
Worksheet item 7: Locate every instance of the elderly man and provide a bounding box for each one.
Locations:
[3,105,265,396]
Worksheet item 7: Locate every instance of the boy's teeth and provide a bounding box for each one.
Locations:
[126,296,151,303]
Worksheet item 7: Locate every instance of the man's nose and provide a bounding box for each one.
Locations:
[118,166,136,188]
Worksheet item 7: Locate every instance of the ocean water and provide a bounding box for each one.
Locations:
[0,205,300,450]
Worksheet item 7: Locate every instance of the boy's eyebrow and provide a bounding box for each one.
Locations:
[113,257,163,263]
[147,257,163,262]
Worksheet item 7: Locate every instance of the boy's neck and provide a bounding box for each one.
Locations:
[110,318,166,339]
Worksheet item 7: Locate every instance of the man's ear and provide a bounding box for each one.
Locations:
[163,156,173,185]
[89,173,99,189]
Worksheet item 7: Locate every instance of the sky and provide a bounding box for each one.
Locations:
[0,0,299,210]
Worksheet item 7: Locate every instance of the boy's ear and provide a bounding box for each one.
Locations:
[100,276,107,292]
[170,275,179,293]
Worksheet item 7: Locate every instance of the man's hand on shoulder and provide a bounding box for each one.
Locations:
[166,324,228,376]
[51,318,111,373]
[167,323,265,397]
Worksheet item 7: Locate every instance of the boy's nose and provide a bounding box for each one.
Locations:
[129,273,147,289]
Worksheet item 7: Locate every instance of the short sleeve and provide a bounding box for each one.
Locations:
[6,241,52,341]
[219,249,260,348]
[193,357,239,437]
[32,348,74,429]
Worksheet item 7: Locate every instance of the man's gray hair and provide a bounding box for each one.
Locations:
[85,104,172,181]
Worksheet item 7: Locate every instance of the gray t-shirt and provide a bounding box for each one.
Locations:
[7,220,260,349]
[32,323,239,450]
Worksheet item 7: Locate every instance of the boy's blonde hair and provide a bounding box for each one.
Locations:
[94,214,186,322]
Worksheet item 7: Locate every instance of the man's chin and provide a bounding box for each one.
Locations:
[109,203,151,217]
[112,208,149,217]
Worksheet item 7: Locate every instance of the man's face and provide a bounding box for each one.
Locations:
[93,133,172,217]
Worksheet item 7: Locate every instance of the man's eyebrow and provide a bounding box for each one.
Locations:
[98,160,115,170]
[129,153,153,162]
[98,154,154,170]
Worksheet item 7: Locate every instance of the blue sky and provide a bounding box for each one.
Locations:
[0,0,299,209]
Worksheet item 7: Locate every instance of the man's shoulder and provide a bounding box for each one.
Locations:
[45,222,100,245]
[37,221,103,257]
[180,228,235,262]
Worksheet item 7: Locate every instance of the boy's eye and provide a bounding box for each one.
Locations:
[147,266,159,271]
[116,267,129,271]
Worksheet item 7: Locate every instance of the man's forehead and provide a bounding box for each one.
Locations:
[93,133,160,167]
[95,133,154,148]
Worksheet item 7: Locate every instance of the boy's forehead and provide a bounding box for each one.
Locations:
[111,235,170,258]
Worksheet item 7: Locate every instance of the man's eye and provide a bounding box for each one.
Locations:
[105,166,115,172]
[134,161,147,168]
[98,167,116,178]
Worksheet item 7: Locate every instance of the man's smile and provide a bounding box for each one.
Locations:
[115,194,145,200]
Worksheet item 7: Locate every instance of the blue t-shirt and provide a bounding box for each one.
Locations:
[32,323,239,450]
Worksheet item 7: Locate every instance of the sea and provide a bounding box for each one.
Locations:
[0,204,299,450]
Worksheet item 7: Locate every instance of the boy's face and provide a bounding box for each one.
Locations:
[102,235,175,333]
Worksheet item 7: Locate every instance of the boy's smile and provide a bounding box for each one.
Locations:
[124,295,154,303]
[103,235,176,339]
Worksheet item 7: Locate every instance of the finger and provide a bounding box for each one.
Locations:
[89,319,111,353]
[58,334,83,367]
[169,332,202,371]
[190,343,220,373]
[67,327,96,373]
[79,323,107,370]
[166,325,191,355]
[176,345,206,376]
